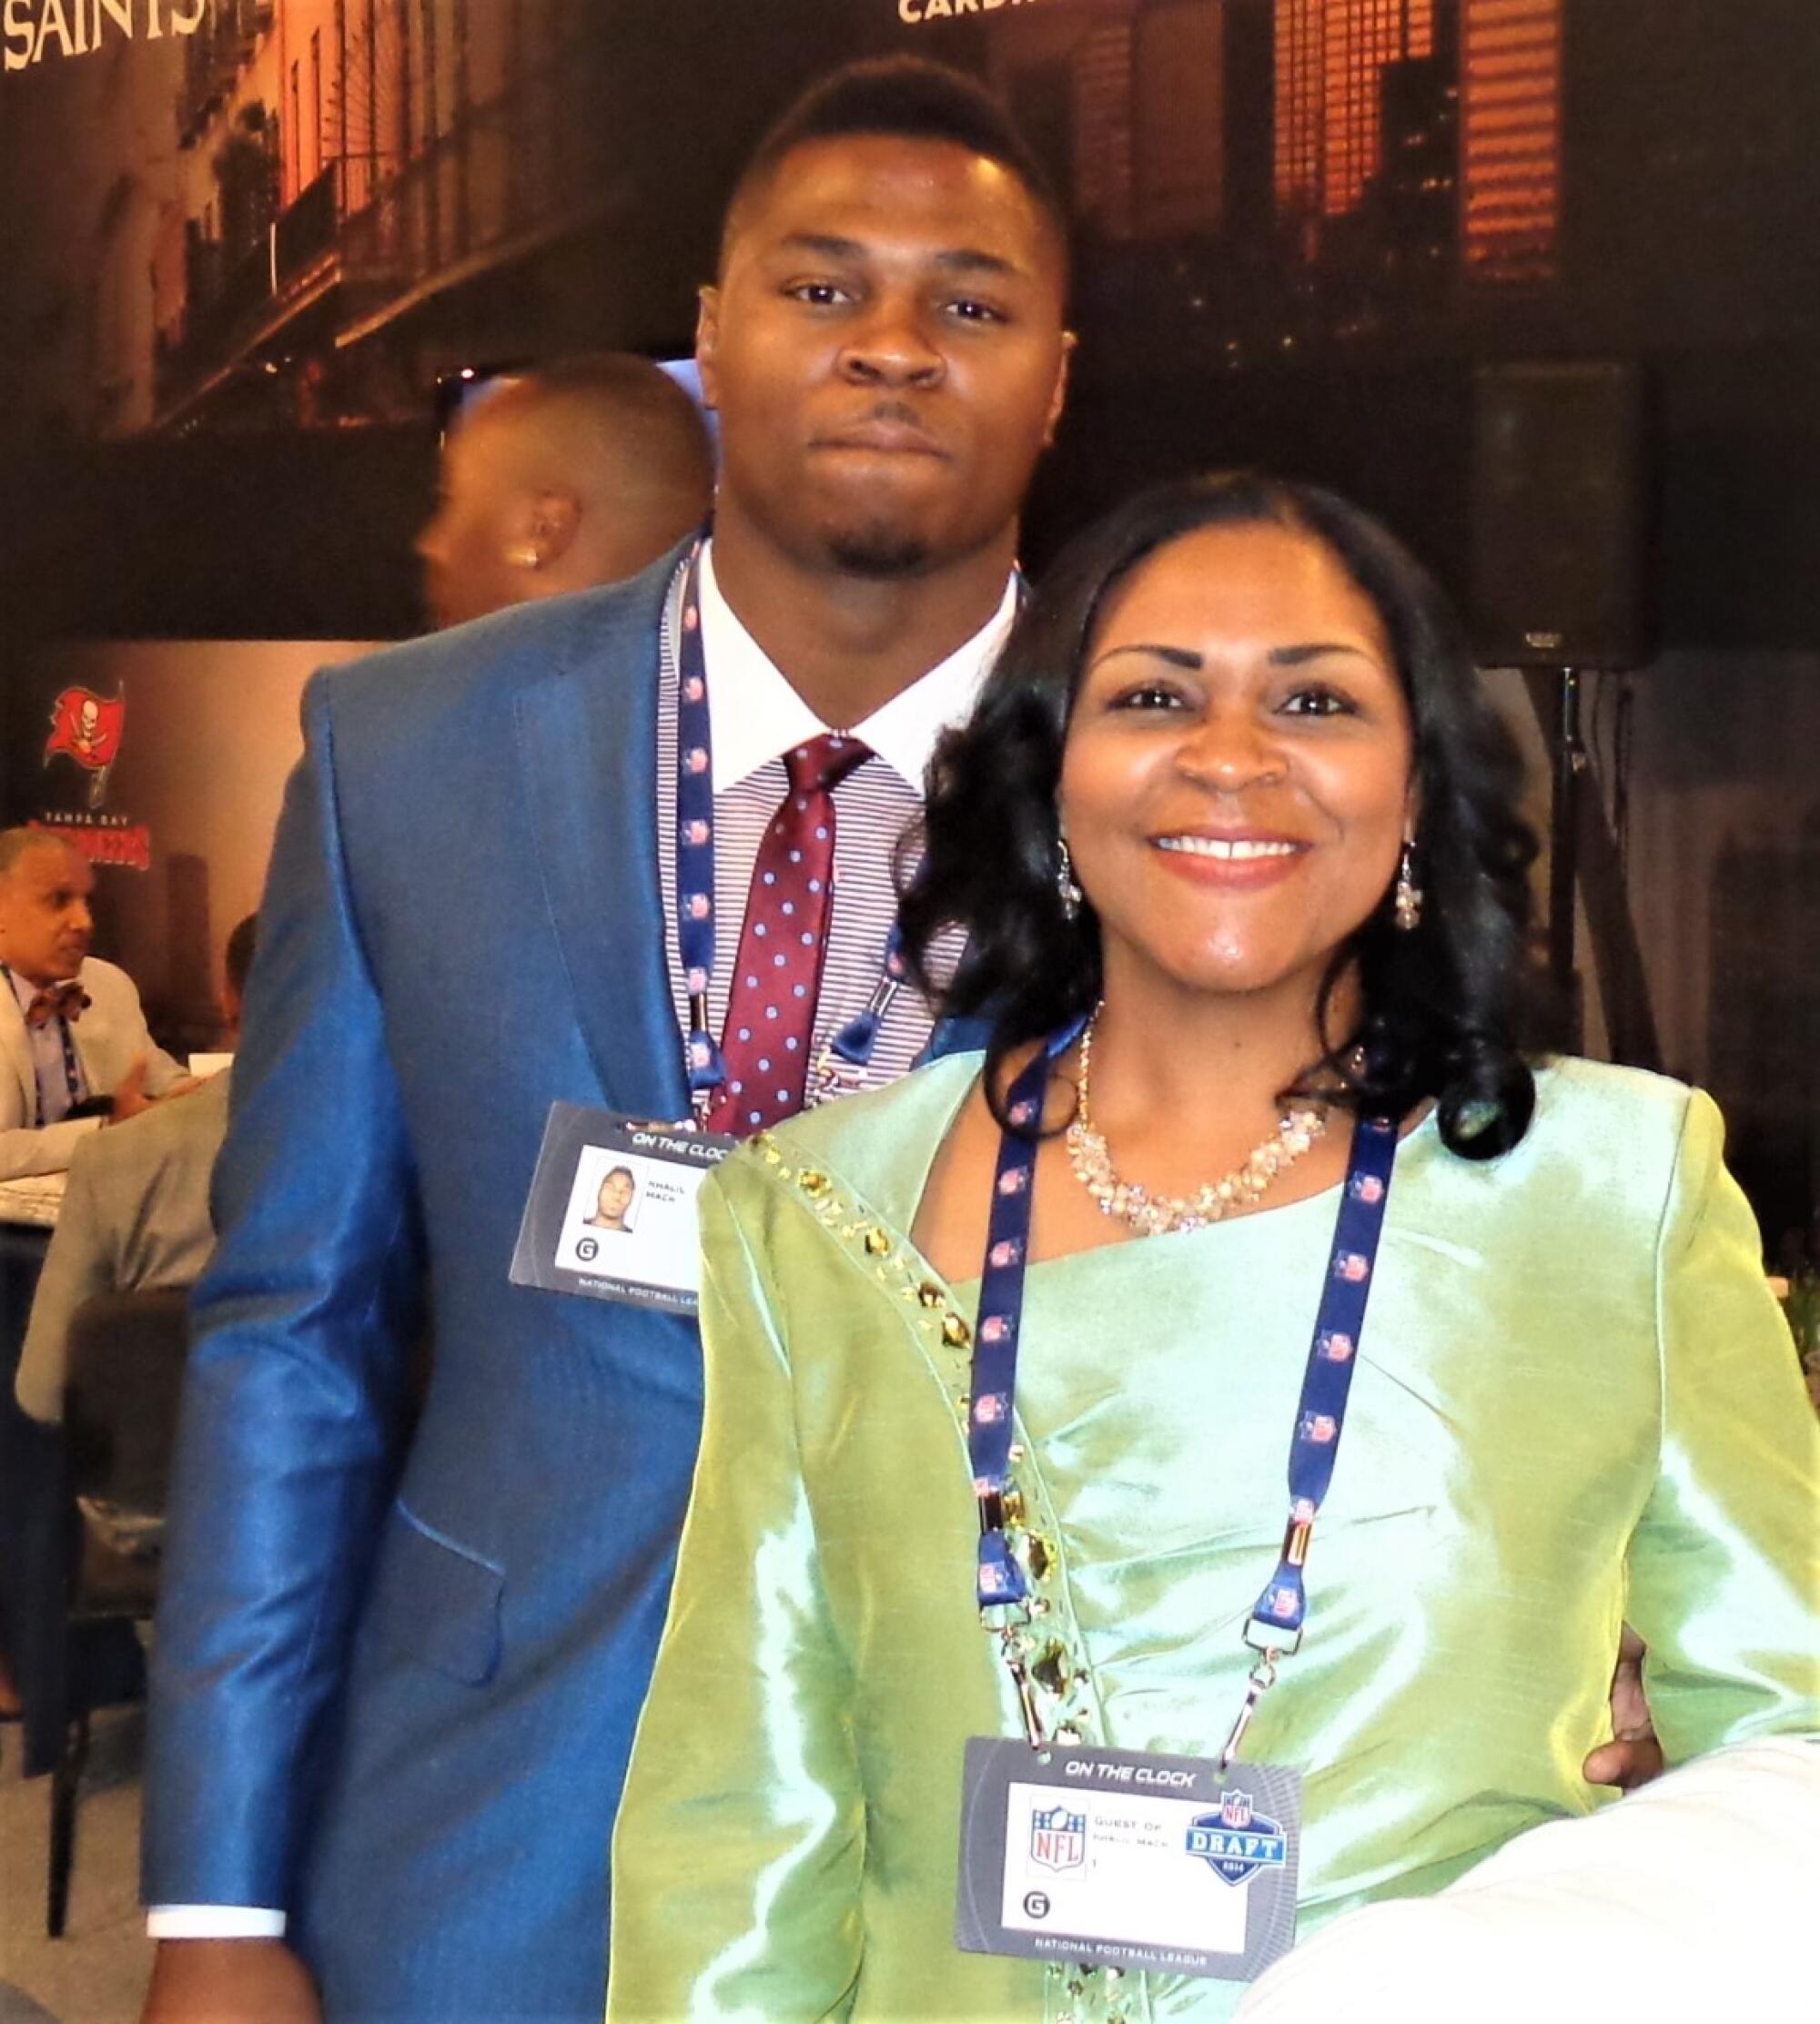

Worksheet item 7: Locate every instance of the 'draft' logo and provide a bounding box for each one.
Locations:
[44,687,126,809]
[1028,1804,1087,1873]
[1185,1789,1288,1887]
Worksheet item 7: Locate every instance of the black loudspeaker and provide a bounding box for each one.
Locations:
[1470,362,1652,669]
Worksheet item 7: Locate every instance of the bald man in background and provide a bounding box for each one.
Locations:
[416,352,715,630]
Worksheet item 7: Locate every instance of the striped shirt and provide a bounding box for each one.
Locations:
[655,543,1009,1116]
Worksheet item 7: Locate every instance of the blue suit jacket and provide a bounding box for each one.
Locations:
[147,546,984,2018]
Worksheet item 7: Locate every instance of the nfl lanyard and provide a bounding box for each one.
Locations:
[671,541,907,1123]
[1,962,86,1113]
[967,1019,1400,1765]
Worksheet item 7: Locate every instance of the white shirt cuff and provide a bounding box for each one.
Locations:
[147,1906,288,1939]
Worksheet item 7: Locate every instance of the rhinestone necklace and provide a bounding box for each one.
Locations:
[1066,1013,1329,1237]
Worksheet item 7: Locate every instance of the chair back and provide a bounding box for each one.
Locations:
[63,1287,190,1517]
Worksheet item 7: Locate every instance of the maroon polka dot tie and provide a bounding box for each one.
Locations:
[707,732,874,1135]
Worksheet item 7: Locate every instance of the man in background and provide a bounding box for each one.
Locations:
[15,915,256,1425]
[0,830,191,1719]
[416,351,715,631]
[0,829,187,1182]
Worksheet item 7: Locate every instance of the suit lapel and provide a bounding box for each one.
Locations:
[67,959,106,1102]
[0,982,36,1124]
[514,553,691,1120]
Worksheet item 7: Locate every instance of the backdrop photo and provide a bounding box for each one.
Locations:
[1,0,1815,1252]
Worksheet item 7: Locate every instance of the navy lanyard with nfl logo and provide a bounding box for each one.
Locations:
[968,1018,1400,1765]
[670,541,909,1123]
[2,961,86,1113]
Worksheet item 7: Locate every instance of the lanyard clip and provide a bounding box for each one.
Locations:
[814,1044,868,1095]
[1218,1650,1279,1776]
[999,1629,1047,1749]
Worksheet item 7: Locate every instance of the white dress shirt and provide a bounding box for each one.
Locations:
[656,541,1013,1105]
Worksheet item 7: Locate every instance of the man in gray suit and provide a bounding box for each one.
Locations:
[15,916,256,1424]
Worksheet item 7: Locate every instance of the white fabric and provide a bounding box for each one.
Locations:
[0,956,185,1180]
[1235,1736,1820,2022]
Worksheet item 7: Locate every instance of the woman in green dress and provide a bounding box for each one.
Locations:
[607,475,1817,2023]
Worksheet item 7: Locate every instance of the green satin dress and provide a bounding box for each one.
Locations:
[607,1055,1819,2023]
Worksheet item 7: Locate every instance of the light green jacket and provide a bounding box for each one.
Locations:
[609,1055,1819,2022]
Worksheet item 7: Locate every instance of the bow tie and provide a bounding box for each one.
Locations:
[25,980,90,1029]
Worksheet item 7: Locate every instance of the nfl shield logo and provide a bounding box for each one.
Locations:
[1030,1805,1087,1872]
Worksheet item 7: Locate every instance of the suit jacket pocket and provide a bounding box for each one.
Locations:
[364,1498,505,1685]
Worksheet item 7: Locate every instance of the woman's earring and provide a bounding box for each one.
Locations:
[507,541,541,570]
[1393,838,1423,932]
[1056,834,1083,919]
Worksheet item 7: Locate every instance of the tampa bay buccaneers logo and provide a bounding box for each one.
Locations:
[44,687,126,808]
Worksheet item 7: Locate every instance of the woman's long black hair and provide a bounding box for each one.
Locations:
[897,471,1548,1159]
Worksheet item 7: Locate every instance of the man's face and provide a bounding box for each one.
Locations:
[415,398,528,630]
[699,134,1070,578]
[0,843,95,986]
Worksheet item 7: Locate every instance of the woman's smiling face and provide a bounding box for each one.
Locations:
[1058,517,1416,1012]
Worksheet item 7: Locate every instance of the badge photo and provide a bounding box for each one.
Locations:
[511,1102,735,1314]
[555,1152,650,1269]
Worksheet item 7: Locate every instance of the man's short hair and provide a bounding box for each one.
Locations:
[224,914,259,999]
[722,56,1067,274]
[0,826,75,880]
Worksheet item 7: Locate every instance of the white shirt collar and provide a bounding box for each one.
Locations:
[696,540,1016,794]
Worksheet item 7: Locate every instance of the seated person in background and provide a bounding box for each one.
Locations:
[15,916,257,1425]
[0,829,188,1181]
[415,350,715,631]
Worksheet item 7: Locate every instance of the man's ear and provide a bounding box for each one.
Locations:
[695,287,723,412]
[528,489,582,569]
[1043,330,1077,450]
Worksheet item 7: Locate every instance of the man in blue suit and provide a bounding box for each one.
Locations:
[141,58,1072,2024]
